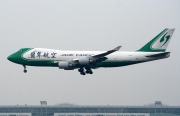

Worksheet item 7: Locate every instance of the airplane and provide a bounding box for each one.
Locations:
[7,28,175,75]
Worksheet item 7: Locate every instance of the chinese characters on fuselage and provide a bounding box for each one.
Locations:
[29,51,94,58]
[29,51,57,58]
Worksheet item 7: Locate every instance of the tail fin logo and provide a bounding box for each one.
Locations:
[151,29,173,50]
[138,28,175,52]
[159,33,170,47]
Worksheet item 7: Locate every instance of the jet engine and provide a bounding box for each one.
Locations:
[79,58,94,66]
[58,61,73,69]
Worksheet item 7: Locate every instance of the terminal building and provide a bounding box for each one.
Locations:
[0,101,179,116]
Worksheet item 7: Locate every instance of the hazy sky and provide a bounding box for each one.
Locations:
[0,0,180,106]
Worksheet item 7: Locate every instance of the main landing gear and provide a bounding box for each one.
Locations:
[78,67,93,75]
[23,65,27,73]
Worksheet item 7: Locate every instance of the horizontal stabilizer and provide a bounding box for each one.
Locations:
[146,52,170,57]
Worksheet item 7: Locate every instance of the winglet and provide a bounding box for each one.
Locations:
[113,46,121,51]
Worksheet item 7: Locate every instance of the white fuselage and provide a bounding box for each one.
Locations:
[22,48,168,68]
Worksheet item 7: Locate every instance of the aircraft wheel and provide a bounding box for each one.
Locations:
[89,71,93,74]
[24,70,27,73]
[86,71,89,74]
[86,70,93,74]
[80,72,86,75]
[78,68,84,72]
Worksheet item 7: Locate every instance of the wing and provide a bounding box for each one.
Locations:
[91,46,121,60]
[73,46,121,63]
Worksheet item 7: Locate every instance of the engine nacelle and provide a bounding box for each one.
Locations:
[79,58,94,66]
[58,61,73,69]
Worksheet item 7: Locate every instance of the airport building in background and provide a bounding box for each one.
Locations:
[0,101,179,116]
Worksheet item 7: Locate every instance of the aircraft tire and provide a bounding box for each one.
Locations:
[89,72,93,74]
[24,70,27,73]
[80,72,85,75]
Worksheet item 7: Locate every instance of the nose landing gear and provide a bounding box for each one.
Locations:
[23,65,27,73]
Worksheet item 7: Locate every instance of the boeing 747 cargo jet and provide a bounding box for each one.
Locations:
[7,28,175,75]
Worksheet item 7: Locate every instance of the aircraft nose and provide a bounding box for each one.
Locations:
[7,54,14,61]
[7,54,18,63]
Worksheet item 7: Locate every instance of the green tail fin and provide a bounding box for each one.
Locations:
[138,28,175,52]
